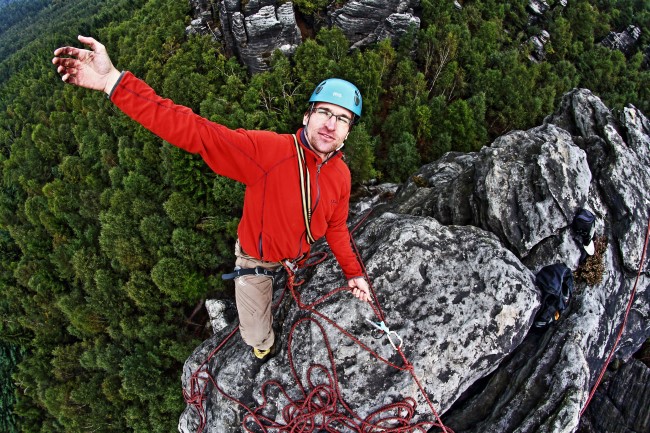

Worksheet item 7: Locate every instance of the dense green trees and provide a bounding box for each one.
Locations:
[0,0,648,432]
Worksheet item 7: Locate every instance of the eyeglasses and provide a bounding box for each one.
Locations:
[311,107,353,127]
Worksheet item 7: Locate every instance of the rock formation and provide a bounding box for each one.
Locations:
[178,88,650,433]
[330,0,420,50]
[440,91,650,432]
[601,25,642,56]
[186,0,421,72]
[578,358,650,433]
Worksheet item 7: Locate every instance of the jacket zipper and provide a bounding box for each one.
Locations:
[313,162,325,214]
[312,152,338,215]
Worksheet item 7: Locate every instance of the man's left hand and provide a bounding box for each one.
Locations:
[348,277,371,302]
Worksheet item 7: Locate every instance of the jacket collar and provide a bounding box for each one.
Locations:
[297,128,342,164]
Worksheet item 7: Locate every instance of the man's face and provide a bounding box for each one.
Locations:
[303,102,353,161]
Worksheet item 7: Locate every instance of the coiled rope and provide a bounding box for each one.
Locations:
[183,210,451,433]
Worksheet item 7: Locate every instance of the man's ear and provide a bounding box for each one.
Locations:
[303,112,309,126]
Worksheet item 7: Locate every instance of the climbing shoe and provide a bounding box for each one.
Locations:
[252,337,279,362]
[253,347,271,359]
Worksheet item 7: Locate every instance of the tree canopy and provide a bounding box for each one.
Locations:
[0,0,648,431]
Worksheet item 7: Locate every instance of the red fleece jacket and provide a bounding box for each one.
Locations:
[110,71,363,279]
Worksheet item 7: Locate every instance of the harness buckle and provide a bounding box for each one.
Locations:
[283,259,298,274]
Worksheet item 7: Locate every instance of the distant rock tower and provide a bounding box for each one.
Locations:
[601,24,642,55]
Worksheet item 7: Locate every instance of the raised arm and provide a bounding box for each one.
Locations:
[52,35,122,95]
[52,36,270,186]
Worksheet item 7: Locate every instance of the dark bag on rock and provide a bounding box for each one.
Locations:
[573,209,596,256]
[534,263,574,328]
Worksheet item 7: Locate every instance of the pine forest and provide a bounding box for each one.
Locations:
[0,0,649,432]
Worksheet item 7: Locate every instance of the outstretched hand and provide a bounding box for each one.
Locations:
[52,35,121,95]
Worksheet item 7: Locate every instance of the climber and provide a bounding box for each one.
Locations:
[52,36,371,362]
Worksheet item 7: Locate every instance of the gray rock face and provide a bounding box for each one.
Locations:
[227,2,301,73]
[442,90,650,432]
[179,89,650,433]
[601,25,642,56]
[187,0,421,72]
[188,0,301,73]
[179,214,538,432]
[331,0,420,49]
[579,358,650,433]
[186,0,221,38]
[392,123,591,258]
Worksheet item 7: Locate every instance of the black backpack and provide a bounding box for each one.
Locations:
[533,263,574,328]
[572,209,596,258]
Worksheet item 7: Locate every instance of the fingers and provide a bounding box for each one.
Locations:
[52,57,79,68]
[52,47,85,76]
[352,286,370,302]
[52,43,85,83]
[347,277,371,302]
[57,67,74,83]
[53,46,81,58]
[78,35,102,51]
[53,58,78,83]
[57,65,77,81]
[52,35,98,61]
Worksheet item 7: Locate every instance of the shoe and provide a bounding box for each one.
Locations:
[253,347,271,359]
[252,336,279,362]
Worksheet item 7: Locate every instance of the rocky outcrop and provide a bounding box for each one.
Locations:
[179,89,650,433]
[179,214,539,432]
[186,0,221,37]
[185,0,302,72]
[219,0,302,73]
[186,0,421,72]
[579,358,650,433]
[391,123,591,259]
[440,90,650,432]
[601,25,642,56]
[330,0,420,50]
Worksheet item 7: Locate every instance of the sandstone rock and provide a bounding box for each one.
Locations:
[190,0,301,73]
[331,0,421,49]
[186,0,219,37]
[188,0,422,72]
[392,123,591,259]
[601,25,642,56]
[179,88,650,433]
[179,214,538,432]
[442,89,650,432]
[580,358,650,433]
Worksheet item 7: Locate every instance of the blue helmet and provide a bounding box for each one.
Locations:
[309,78,362,118]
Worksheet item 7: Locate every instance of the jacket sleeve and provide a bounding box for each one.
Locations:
[324,172,364,280]
[110,71,265,185]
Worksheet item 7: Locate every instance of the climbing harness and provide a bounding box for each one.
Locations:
[221,266,283,281]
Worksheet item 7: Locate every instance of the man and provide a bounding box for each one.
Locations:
[52,36,371,361]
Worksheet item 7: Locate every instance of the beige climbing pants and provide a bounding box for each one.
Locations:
[234,240,282,351]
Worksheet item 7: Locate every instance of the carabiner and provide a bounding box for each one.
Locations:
[366,319,404,350]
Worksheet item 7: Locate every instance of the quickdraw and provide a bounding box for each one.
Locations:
[366,318,404,350]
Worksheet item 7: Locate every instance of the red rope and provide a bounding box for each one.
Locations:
[580,213,650,416]
[182,325,240,431]
[183,209,452,433]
